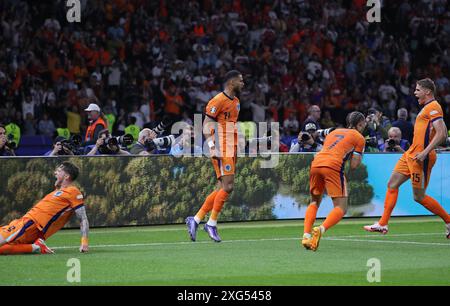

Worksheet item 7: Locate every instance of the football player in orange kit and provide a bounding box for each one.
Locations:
[0,162,89,254]
[185,70,244,242]
[302,111,367,251]
[364,78,450,238]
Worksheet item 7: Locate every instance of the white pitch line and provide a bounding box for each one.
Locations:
[325,237,450,247]
[51,235,450,250]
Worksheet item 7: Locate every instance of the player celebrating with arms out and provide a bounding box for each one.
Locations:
[364,78,450,238]
[185,70,244,242]
[302,111,367,251]
[0,162,89,254]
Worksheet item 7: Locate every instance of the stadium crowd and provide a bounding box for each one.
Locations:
[0,0,449,156]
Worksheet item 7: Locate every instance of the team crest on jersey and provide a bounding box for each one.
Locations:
[210,107,217,114]
[54,191,63,197]
[225,164,232,172]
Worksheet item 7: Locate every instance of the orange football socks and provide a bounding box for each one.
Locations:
[304,203,318,234]
[379,188,399,226]
[322,206,345,231]
[420,196,450,223]
[195,190,219,223]
[207,189,229,226]
[0,244,34,255]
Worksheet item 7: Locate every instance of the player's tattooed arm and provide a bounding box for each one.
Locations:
[75,206,89,238]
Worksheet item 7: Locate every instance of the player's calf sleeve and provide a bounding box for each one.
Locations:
[195,190,219,222]
[0,244,34,255]
[379,188,399,226]
[304,203,319,234]
[322,207,345,231]
[420,196,450,223]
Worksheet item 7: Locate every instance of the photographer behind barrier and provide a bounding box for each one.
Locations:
[130,128,158,155]
[0,124,15,156]
[138,117,177,154]
[365,107,391,151]
[380,127,410,153]
[289,123,334,153]
[86,129,132,156]
[45,134,84,156]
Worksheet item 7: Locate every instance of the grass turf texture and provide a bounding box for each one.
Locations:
[1,216,449,285]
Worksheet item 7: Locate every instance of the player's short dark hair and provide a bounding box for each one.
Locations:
[346,111,365,129]
[59,162,79,181]
[224,70,242,84]
[417,78,436,95]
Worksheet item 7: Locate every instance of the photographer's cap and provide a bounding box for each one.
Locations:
[84,103,101,112]
[367,107,381,115]
[304,122,318,132]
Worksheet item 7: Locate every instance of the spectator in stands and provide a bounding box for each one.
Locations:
[380,127,410,153]
[302,105,322,132]
[392,108,414,144]
[84,103,108,146]
[0,124,15,156]
[289,122,323,153]
[37,112,56,138]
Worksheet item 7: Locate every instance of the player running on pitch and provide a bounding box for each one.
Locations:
[364,78,450,238]
[302,111,366,251]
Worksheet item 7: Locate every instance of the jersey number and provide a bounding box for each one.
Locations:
[413,173,420,183]
[327,135,345,149]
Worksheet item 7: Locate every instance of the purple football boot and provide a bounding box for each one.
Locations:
[185,216,198,241]
[204,224,222,242]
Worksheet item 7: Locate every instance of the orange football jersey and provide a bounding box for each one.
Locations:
[312,128,366,171]
[24,186,84,236]
[205,92,240,157]
[408,100,443,155]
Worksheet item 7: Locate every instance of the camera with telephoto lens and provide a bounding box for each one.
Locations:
[152,117,172,134]
[5,134,17,150]
[99,133,134,154]
[316,127,335,138]
[142,117,175,152]
[144,135,176,151]
[365,136,378,148]
[387,138,396,147]
[59,134,83,155]
[300,133,311,142]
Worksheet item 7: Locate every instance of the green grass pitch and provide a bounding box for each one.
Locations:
[1,217,449,285]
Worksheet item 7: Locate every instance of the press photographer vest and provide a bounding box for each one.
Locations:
[85,117,107,142]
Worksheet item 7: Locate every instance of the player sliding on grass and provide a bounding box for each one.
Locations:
[364,78,450,238]
[0,162,89,255]
[185,70,244,242]
[302,111,366,251]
